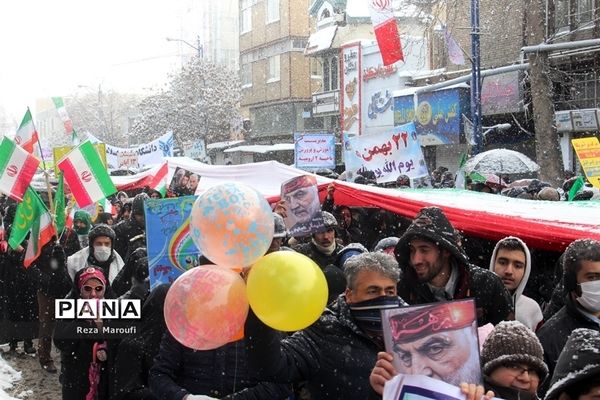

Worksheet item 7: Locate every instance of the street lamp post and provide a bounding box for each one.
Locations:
[470,0,483,156]
[166,36,203,59]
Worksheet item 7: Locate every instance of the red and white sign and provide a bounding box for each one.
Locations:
[368,0,404,66]
[340,42,362,140]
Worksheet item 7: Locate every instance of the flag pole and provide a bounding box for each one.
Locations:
[30,107,56,224]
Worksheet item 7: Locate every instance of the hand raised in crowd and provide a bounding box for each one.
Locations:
[273,200,287,218]
[459,383,495,400]
[369,351,397,395]
[326,183,335,199]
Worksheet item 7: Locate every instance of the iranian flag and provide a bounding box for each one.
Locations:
[0,137,40,201]
[57,140,117,208]
[149,162,168,197]
[368,0,404,66]
[24,196,57,267]
[51,97,74,135]
[14,109,39,154]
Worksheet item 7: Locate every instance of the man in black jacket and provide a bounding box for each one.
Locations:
[113,193,147,261]
[292,211,344,269]
[393,206,513,326]
[537,239,600,396]
[32,228,80,373]
[244,252,407,399]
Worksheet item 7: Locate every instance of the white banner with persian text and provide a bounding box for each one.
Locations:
[344,122,429,183]
[87,131,174,170]
[294,133,335,170]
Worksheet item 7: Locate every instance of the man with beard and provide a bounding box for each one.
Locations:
[393,206,512,326]
[388,301,481,386]
[281,175,322,235]
[292,211,344,269]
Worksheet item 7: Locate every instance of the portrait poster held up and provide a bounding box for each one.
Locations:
[168,166,201,196]
[280,175,325,237]
[344,122,429,184]
[144,196,201,289]
[381,299,482,387]
[383,374,501,400]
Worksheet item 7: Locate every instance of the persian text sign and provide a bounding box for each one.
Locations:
[341,43,362,138]
[572,137,600,188]
[87,131,174,170]
[344,122,429,183]
[144,196,201,289]
[294,133,335,169]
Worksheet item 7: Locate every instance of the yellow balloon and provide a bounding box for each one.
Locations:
[247,252,328,332]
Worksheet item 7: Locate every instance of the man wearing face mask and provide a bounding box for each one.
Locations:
[244,252,407,399]
[537,238,600,396]
[67,224,125,284]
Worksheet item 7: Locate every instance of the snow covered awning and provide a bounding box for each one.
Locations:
[224,143,295,154]
[305,25,338,55]
[207,140,245,151]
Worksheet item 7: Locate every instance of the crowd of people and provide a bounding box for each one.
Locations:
[0,167,597,400]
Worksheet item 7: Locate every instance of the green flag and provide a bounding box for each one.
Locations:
[54,172,65,233]
[8,187,42,249]
[568,176,585,201]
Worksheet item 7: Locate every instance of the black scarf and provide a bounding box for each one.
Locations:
[349,296,403,345]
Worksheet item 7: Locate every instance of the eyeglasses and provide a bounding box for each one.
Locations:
[503,363,540,379]
[83,286,104,293]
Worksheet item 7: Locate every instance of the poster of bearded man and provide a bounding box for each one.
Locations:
[381,299,482,386]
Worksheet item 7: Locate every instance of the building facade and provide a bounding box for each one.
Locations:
[239,0,320,156]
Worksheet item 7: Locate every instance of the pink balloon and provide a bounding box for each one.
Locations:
[164,266,248,350]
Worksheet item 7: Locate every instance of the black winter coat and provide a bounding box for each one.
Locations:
[149,332,292,400]
[536,295,600,396]
[293,241,344,269]
[244,295,383,399]
[397,261,513,326]
[0,229,38,341]
[113,219,145,262]
[32,228,80,298]
[54,269,118,400]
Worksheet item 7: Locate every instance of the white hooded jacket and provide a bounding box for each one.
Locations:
[489,236,543,331]
[67,246,124,284]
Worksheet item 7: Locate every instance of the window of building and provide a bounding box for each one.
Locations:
[553,0,596,33]
[310,58,322,79]
[241,0,252,33]
[330,56,339,90]
[321,55,339,92]
[267,55,280,83]
[323,58,330,91]
[241,62,252,88]
[266,0,280,23]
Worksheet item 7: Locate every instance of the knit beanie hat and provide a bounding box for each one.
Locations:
[132,193,149,216]
[545,328,600,400]
[394,206,469,270]
[88,224,116,245]
[481,321,548,382]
